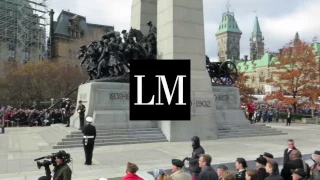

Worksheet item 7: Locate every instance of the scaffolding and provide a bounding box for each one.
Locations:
[0,0,49,63]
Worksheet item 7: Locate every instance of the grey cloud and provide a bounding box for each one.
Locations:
[51,0,320,61]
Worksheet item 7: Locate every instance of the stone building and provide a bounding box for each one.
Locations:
[215,5,242,62]
[49,10,114,66]
[250,16,265,60]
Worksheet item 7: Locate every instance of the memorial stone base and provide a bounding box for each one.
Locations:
[212,86,247,126]
[70,82,157,130]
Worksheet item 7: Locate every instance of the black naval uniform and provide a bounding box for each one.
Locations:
[65,103,71,127]
[77,104,86,130]
[82,123,96,165]
[236,170,246,180]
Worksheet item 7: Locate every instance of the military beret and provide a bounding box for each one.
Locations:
[314,151,320,155]
[217,164,228,170]
[261,152,274,159]
[290,168,307,178]
[172,159,184,168]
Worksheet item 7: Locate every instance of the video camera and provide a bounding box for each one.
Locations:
[34,150,71,169]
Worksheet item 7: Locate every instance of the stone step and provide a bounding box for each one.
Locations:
[53,139,168,149]
[63,133,163,141]
[66,130,162,138]
[70,128,161,134]
[57,136,167,145]
[218,131,285,136]
[218,132,287,139]
[217,129,280,134]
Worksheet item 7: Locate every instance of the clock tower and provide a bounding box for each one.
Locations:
[250,16,264,60]
[216,2,242,62]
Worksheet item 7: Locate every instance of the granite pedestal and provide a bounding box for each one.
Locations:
[70,82,157,130]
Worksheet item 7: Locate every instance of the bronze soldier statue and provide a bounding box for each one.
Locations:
[146,21,157,58]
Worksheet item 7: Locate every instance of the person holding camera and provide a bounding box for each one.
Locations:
[83,116,96,165]
[38,151,72,180]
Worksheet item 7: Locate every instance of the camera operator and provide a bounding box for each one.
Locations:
[38,151,72,180]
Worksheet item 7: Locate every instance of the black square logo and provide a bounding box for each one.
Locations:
[130,59,191,121]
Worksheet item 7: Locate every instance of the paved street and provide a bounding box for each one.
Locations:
[0,123,319,180]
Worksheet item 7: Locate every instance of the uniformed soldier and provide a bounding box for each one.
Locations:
[235,158,247,180]
[77,100,86,130]
[82,117,96,165]
[65,99,71,127]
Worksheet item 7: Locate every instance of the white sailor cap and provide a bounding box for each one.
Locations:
[86,116,93,123]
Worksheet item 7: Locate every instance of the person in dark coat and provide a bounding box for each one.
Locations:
[281,150,310,180]
[187,136,205,179]
[77,100,86,130]
[38,151,72,180]
[82,116,96,165]
[255,156,269,180]
[64,99,71,127]
[266,160,284,180]
[283,139,298,165]
[235,158,247,180]
[286,109,292,126]
[197,154,218,180]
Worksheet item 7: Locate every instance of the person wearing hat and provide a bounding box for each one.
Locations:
[77,100,86,130]
[37,151,72,180]
[235,158,248,180]
[291,168,307,180]
[82,116,96,165]
[217,165,229,179]
[170,159,192,180]
[262,152,274,162]
[255,156,269,180]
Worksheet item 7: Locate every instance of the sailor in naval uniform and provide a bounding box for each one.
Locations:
[82,117,96,165]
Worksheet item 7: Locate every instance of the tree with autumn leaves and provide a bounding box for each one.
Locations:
[0,61,86,108]
[236,72,257,103]
[265,39,320,113]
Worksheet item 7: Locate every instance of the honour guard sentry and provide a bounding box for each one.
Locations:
[82,116,96,165]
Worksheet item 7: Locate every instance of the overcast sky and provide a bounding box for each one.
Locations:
[49,0,320,61]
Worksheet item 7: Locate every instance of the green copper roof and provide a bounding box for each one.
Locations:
[216,13,242,35]
[252,16,262,36]
[236,53,275,73]
[313,42,320,54]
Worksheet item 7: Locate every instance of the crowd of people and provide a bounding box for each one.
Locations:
[118,138,320,180]
[0,98,79,133]
[244,101,293,126]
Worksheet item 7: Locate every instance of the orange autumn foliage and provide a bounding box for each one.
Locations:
[265,39,320,112]
[236,72,256,103]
